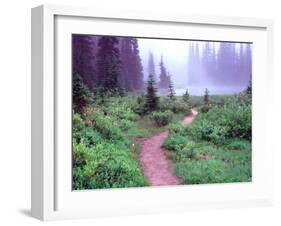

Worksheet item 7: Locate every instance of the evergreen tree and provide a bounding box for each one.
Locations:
[158,55,170,89]
[216,42,236,85]
[96,37,122,95]
[72,35,97,89]
[202,88,210,113]
[73,73,91,114]
[144,74,159,112]
[147,52,156,81]
[120,38,144,91]
[187,42,202,86]
[202,42,217,83]
[120,38,132,91]
[131,38,144,91]
[182,89,190,103]
[245,78,252,96]
[167,79,176,101]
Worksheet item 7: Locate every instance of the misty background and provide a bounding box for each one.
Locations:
[72,35,252,96]
[138,38,252,95]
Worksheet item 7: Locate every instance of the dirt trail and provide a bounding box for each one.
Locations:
[139,108,198,186]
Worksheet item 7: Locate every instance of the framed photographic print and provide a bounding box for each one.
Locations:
[31,4,274,221]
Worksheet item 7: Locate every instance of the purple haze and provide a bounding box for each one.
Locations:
[138,39,252,95]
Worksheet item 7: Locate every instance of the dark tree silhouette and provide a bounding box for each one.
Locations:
[144,74,159,112]
[187,42,202,86]
[73,73,91,114]
[96,37,122,94]
[147,52,156,82]
[182,89,190,103]
[158,55,170,89]
[202,42,217,83]
[72,35,97,89]
[202,88,210,113]
[167,79,176,101]
[120,38,144,92]
[131,38,144,91]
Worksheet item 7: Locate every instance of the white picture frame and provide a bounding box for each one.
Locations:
[31,4,274,221]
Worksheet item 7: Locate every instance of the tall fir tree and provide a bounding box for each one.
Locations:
[120,38,144,91]
[216,42,237,85]
[167,79,176,101]
[96,36,122,94]
[182,89,190,103]
[144,74,159,112]
[72,73,91,114]
[147,52,156,82]
[187,41,202,86]
[72,35,97,89]
[202,42,217,83]
[158,55,170,89]
[131,38,144,91]
[202,88,210,113]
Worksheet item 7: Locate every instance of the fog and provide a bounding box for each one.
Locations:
[138,38,252,95]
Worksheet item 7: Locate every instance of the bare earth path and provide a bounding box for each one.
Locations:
[139,109,198,186]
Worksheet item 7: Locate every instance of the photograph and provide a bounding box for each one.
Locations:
[72,34,252,190]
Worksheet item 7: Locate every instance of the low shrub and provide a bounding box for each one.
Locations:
[73,113,85,132]
[166,122,184,134]
[184,119,228,145]
[175,159,225,184]
[159,99,191,115]
[176,141,199,160]
[226,139,251,151]
[72,141,147,190]
[85,110,128,145]
[151,111,173,126]
[73,128,103,147]
[162,134,189,151]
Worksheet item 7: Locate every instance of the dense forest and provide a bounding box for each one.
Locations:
[72,35,252,190]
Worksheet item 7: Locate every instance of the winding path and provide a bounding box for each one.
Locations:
[139,109,198,186]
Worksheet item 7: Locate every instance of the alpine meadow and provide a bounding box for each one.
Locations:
[72,35,252,190]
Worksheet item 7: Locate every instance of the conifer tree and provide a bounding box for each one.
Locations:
[131,38,144,91]
[96,37,122,95]
[72,35,97,89]
[120,38,144,92]
[73,73,91,114]
[182,89,190,103]
[144,74,159,112]
[167,79,176,101]
[202,88,210,113]
[147,52,156,82]
[158,55,170,89]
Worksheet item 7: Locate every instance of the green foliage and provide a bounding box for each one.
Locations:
[73,141,147,190]
[73,73,92,113]
[151,111,173,126]
[73,128,103,147]
[226,139,251,151]
[162,134,189,151]
[184,119,228,145]
[159,98,191,114]
[185,102,251,144]
[175,159,225,184]
[163,93,252,185]
[200,88,210,113]
[166,122,184,134]
[73,113,85,132]
[182,89,190,103]
[176,141,199,160]
[167,80,176,101]
[87,111,129,145]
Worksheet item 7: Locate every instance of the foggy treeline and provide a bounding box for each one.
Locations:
[72,35,252,96]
